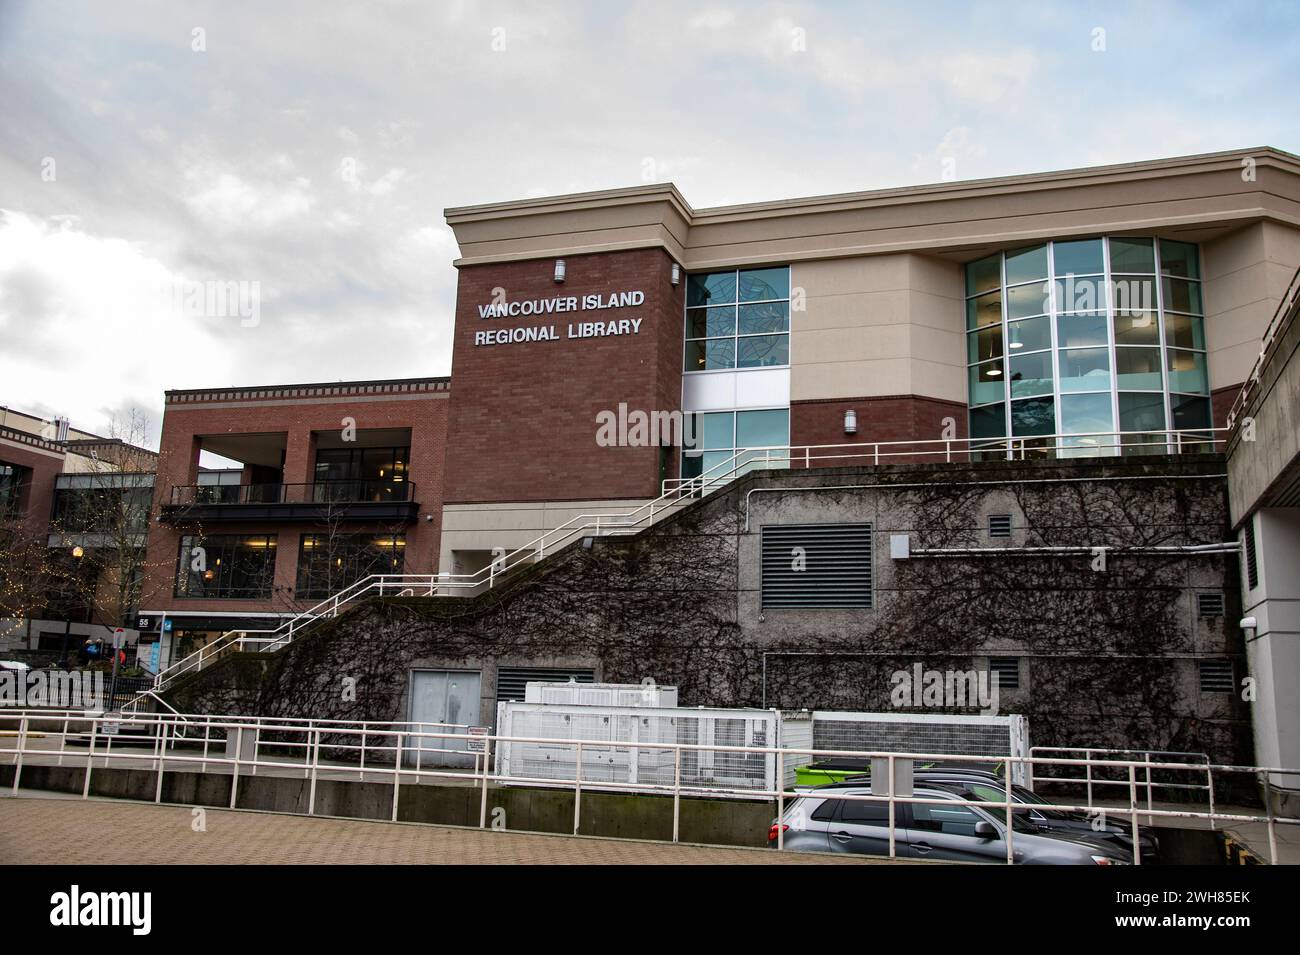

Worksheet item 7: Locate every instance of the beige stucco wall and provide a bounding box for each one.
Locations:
[1203,221,1300,392]
[439,497,662,577]
[789,221,1300,407]
[790,253,965,403]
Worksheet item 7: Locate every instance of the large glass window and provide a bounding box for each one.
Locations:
[1009,350,1055,398]
[175,534,276,599]
[313,446,410,502]
[685,267,790,371]
[965,237,1209,457]
[51,473,155,534]
[0,463,26,518]
[296,534,405,599]
[681,408,789,480]
[1118,392,1167,454]
[195,469,243,504]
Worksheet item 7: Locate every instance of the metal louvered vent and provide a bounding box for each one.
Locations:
[1271,469,1300,508]
[1244,519,1259,590]
[495,667,595,704]
[1196,592,1225,618]
[1199,659,1235,693]
[988,514,1012,538]
[760,523,873,609]
[989,657,1020,689]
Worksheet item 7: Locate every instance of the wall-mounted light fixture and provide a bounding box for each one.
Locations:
[843,409,858,434]
[554,259,566,283]
[671,263,681,286]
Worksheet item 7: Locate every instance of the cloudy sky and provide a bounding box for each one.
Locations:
[2,1,1297,447]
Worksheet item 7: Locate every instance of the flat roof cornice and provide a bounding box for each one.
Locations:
[445,182,693,223]
[689,146,1300,220]
[165,376,450,406]
[444,147,1300,269]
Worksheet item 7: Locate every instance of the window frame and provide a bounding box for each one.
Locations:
[683,266,792,373]
[680,407,790,482]
[295,533,406,599]
[965,238,1208,456]
[0,462,28,519]
[174,533,277,600]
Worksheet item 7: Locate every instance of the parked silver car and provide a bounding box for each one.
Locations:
[770,784,1132,864]
[836,767,1160,860]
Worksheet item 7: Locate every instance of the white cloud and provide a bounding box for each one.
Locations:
[0,210,237,435]
[367,167,407,197]
[912,126,989,181]
[940,50,1040,104]
[183,168,316,230]
[686,7,737,31]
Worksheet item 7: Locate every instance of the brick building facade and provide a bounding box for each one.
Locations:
[138,378,449,670]
[443,249,684,504]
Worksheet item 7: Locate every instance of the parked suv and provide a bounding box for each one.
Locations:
[839,767,1160,861]
[770,784,1132,864]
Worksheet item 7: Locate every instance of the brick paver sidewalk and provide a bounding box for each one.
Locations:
[0,795,897,865]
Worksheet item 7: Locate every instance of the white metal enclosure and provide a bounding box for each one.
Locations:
[811,711,1032,786]
[495,702,804,793]
[522,681,679,708]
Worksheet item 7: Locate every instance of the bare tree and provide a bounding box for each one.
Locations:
[0,510,59,650]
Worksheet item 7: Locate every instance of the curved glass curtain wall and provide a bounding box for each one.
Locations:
[965,237,1210,457]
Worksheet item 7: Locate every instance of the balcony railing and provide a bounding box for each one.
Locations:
[666,427,1228,493]
[169,480,417,507]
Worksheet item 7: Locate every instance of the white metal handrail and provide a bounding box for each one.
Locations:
[1030,745,1216,829]
[2,708,1294,865]
[132,425,1230,708]
[663,427,1230,493]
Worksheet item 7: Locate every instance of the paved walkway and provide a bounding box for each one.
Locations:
[0,794,892,865]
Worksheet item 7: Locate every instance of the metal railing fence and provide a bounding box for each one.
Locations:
[1030,746,1217,827]
[2,708,1294,865]
[664,427,1229,494]
[169,479,417,506]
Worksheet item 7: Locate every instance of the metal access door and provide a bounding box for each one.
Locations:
[407,669,482,768]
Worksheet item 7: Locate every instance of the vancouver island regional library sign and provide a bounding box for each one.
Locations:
[474,289,646,346]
